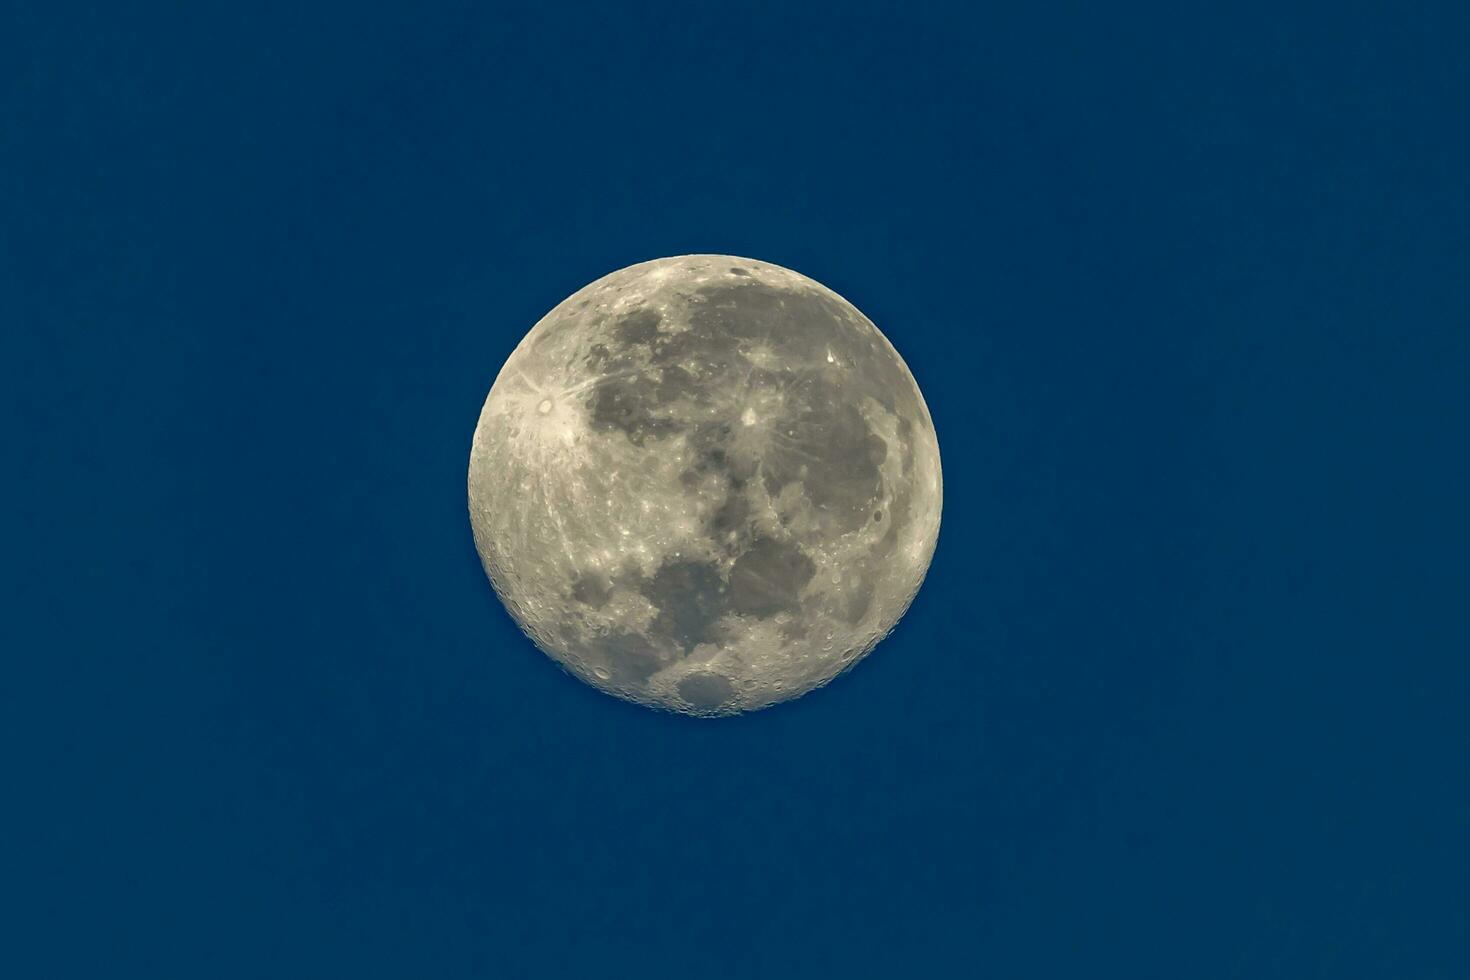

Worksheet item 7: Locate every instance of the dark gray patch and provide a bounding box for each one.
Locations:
[601,631,665,683]
[897,415,915,476]
[759,394,886,533]
[586,342,613,368]
[650,317,741,365]
[709,491,750,539]
[587,379,682,446]
[678,672,734,711]
[849,335,920,417]
[837,575,874,624]
[682,435,729,483]
[728,266,748,276]
[641,559,727,652]
[652,363,701,405]
[686,282,835,362]
[571,574,611,608]
[874,510,883,522]
[728,537,816,617]
[614,307,661,347]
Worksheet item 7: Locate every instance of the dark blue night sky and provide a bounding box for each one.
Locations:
[8,2,1468,977]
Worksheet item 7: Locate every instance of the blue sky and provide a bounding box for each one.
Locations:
[7,2,1468,976]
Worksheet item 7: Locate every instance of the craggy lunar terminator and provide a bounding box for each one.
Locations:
[468,256,942,716]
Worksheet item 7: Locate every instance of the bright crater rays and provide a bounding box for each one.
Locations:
[468,255,942,716]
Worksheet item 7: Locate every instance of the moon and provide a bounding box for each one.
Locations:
[468,255,941,716]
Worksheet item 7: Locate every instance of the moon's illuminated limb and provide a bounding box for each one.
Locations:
[468,255,941,716]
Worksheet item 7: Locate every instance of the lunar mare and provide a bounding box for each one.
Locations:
[468,255,941,716]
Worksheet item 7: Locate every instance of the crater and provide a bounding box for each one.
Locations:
[870,485,910,560]
[678,672,734,712]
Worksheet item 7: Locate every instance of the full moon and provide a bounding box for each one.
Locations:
[468,255,941,716]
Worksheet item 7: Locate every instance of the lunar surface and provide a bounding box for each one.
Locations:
[468,255,941,716]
